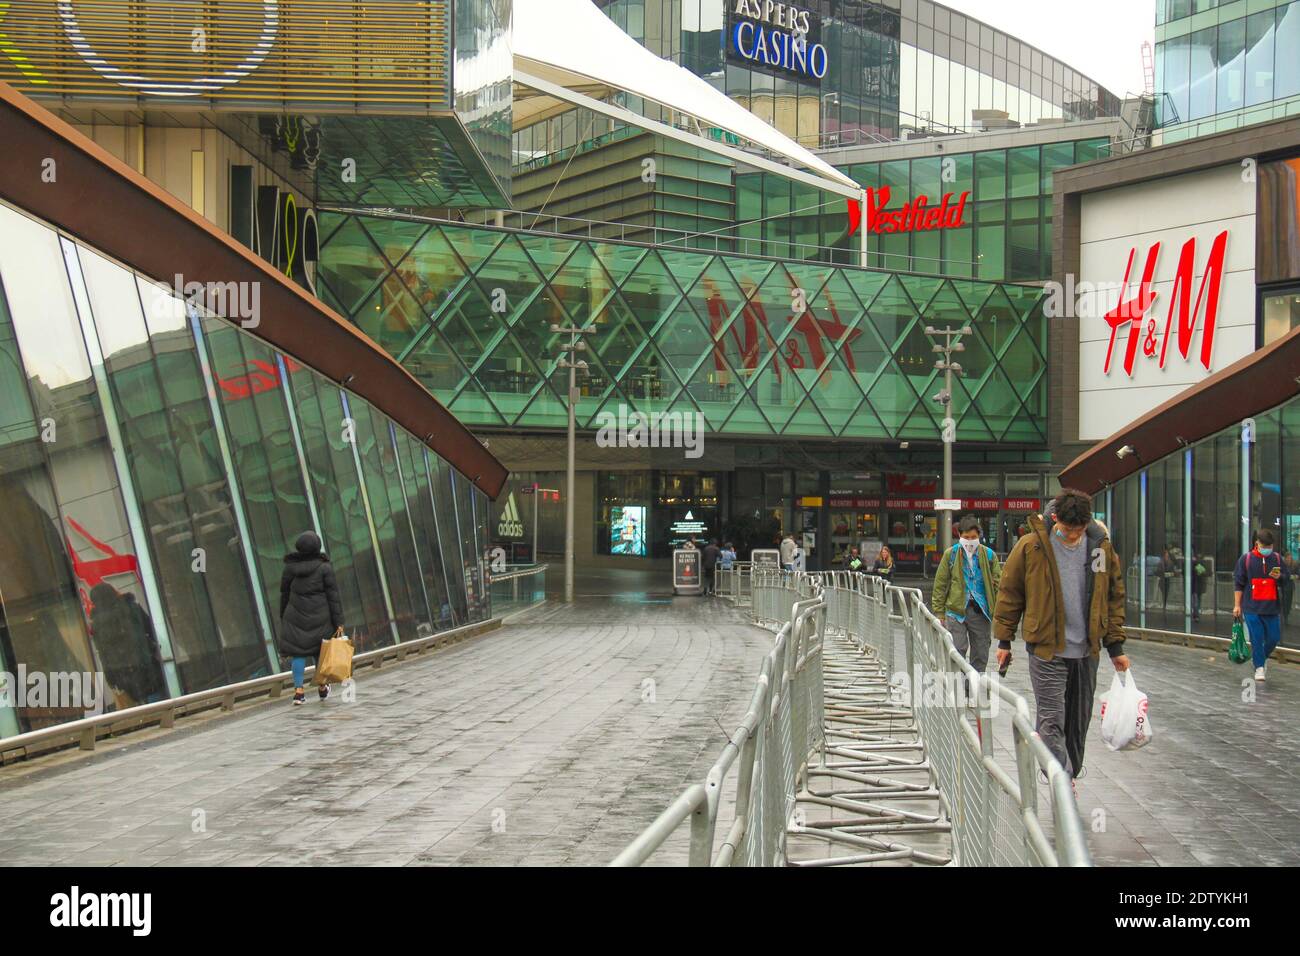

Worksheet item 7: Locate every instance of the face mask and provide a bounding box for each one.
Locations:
[1055,526,1083,545]
[960,538,979,556]
[1258,547,1273,557]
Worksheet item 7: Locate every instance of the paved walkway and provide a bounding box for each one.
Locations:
[2,566,1297,867]
[997,640,1300,867]
[0,571,769,866]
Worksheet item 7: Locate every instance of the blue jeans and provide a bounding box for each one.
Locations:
[1244,613,1282,669]
[291,656,310,689]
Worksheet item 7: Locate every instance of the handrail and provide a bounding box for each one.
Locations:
[488,563,549,583]
[610,581,827,866]
[0,616,502,765]
[890,585,1091,866]
[616,566,1091,866]
[316,204,990,281]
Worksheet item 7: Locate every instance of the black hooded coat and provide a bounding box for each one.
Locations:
[278,531,343,659]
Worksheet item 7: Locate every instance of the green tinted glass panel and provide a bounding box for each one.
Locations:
[321,216,1050,443]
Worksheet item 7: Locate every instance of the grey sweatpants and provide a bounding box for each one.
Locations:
[1027,654,1099,778]
[945,606,991,674]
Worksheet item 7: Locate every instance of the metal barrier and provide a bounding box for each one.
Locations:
[610,580,827,866]
[615,570,1092,866]
[489,563,548,618]
[891,586,1091,866]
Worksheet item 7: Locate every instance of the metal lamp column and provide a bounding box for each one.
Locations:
[553,322,596,603]
[925,324,970,554]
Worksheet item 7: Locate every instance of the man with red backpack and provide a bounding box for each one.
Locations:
[1234,528,1291,682]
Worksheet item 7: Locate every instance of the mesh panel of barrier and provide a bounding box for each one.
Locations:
[613,573,1089,867]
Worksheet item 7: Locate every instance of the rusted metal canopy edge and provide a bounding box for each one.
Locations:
[0,80,507,500]
[1059,324,1300,494]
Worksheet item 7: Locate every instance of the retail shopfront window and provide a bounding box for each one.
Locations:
[1102,389,1300,647]
[596,470,721,559]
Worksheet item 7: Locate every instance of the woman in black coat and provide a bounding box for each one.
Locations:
[279,531,344,705]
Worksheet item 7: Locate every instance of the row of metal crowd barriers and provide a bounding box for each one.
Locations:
[612,564,1092,867]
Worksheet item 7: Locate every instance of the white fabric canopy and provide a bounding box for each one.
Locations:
[512,0,859,193]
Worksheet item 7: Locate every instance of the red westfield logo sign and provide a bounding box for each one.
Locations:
[1102,230,1228,378]
[848,187,970,236]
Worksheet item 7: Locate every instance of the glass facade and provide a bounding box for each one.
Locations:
[737,136,1111,278]
[1155,0,1300,141]
[454,0,515,202]
[0,199,492,740]
[318,213,1049,444]
[1099,391,1300,648]
[897,0,1119,133]
[512,132,739,249]
[564,1,1118,155]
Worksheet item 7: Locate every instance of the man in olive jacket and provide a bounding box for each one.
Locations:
[993,490,1130,782]
[931,516,1001,675]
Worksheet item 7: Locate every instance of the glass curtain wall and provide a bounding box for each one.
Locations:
[319,213,1050,445]
[587,1,1117,147]
[899,0,1119,130]
[0,199,492,739]
[735,136,1111,278]
[1105,391,1300,647]
[1156,0,1300,130]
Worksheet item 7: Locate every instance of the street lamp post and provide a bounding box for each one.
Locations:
[552,322,596,603]
[925,324,971,554]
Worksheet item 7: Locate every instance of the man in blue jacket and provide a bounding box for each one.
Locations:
[1234,528,1291,682]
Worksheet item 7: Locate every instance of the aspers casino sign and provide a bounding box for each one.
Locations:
[728,1,828,83]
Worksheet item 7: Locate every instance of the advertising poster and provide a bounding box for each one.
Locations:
[610,505,646,556]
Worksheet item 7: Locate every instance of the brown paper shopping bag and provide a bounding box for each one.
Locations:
[315,628,354,685]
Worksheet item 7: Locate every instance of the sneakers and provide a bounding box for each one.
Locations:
[293,688,305,706]
[318,684,330,701]
[1255,665,1266,682]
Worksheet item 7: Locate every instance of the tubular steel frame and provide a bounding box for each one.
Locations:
[614,566,1092,867]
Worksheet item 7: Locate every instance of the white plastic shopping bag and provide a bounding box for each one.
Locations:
[1098,668,1154,752]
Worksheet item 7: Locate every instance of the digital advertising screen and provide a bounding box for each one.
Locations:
[610,505,647,556]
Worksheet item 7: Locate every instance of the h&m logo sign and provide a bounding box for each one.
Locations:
[1102,230,1228,378]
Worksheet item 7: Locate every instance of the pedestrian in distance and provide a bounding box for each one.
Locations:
[869,545,895,581]
[931,516,1001,677]
[1282,549,1298,628]
[720,542,737,571]
[1191,553,1210,624]
[1233,528,1290,682]
[702,538,721,595]
[993,490,1130,787]
[780,533,796,571]
[847,546,864,573]
[1158,545,1175,611]
[791,539,807,573]
[278,530,344,706]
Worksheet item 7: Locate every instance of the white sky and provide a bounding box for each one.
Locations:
[939,0,1157,97]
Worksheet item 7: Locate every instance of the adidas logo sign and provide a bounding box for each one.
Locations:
[498,493,524,538]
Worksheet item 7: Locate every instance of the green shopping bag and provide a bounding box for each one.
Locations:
[1228,620,1251,664]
